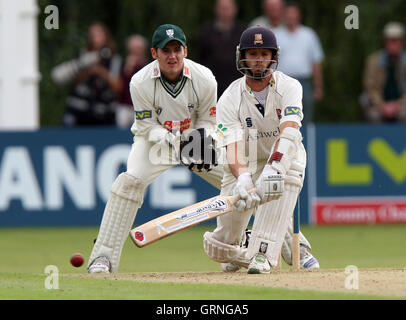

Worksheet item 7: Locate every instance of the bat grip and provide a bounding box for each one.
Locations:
[228,188,258,205]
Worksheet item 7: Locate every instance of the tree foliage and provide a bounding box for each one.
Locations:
[38,0,406,126]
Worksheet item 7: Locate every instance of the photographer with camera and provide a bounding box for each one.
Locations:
[52,22,122,126]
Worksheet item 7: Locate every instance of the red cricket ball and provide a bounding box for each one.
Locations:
[70,253,84,268]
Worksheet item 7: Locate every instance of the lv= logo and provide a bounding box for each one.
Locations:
[328,138,406,185]
[368,139,406,184]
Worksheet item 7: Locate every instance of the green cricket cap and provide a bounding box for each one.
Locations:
[151,24,187,49]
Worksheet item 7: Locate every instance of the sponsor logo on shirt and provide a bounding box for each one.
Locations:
[164,118,192,131]
[135,110,152,120]
[284,106,302,117]
[209,106,216,117]
[216,123,228,137]
[246,128,280,141]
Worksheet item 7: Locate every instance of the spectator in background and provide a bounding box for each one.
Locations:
[197,0,246,96]
[249,0,285,32]
[276,3,324,123]
[116,34,149,128]
[52,22,122,127]
[361,22,406,122]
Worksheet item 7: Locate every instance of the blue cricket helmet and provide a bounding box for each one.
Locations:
[236,26,280,78]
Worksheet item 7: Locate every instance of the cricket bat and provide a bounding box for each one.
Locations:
[129,191,245,248]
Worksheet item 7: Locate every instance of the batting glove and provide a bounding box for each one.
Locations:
[256,164,284,204]
[233,172,261,211]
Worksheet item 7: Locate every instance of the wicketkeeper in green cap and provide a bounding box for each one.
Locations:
[150,24,188,83]
[87,23,220,273]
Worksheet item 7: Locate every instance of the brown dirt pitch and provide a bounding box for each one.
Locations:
[78,268,406,298]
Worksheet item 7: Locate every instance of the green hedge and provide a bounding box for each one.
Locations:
[38,0,406,126]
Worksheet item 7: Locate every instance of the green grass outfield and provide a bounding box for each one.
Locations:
[0,224,405,300]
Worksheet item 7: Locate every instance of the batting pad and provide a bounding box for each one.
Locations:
[88,172,145,272]
[203,232,242,263]
[281,159,312,265]
[247,174,302,267]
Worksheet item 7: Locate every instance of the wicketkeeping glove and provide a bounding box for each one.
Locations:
[160,130,182,155]
[179,128,218,172]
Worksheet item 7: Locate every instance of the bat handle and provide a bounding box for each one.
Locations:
[228,188,258,205]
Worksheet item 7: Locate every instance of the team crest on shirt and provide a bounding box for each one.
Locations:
[276,108,282,119]
[254,33,263,45]
[187,103,194,112]
[166,29,174,38]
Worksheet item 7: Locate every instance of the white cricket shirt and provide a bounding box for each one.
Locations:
[129,58,218,141]
[216,71,303,161]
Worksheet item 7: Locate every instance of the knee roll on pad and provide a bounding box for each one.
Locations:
[203,232,242,263]
[111,172,145,205]
[285,172,303,188]
[289,158,306,174]
[285,159,306,188]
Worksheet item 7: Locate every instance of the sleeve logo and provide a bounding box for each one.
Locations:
[135,110,152,120]
[284,106,302,117]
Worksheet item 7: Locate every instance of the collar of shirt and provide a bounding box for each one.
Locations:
[243,74,277,97]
